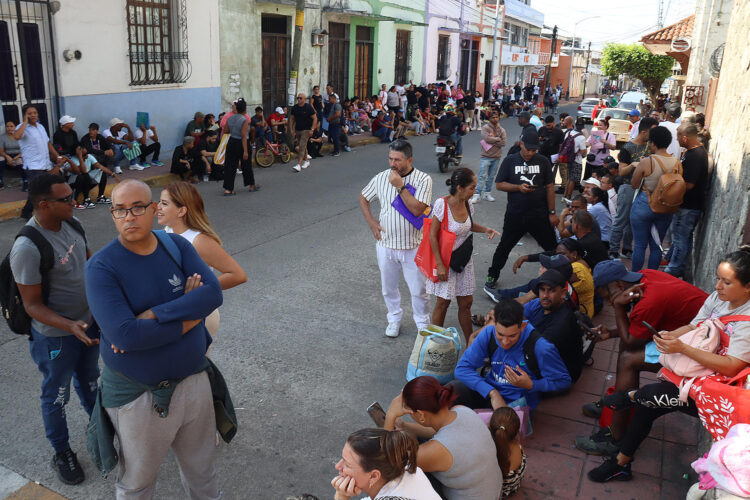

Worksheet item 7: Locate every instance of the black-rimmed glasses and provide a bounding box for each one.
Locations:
[110,204,150,219]
[45,194,74,204]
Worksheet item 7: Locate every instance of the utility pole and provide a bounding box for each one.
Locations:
[457,0,464,87]
[489,0,501,88]
[581,41,591,99]
[288,0,305,107]
[543,25,557,94]
[657,0,665,27]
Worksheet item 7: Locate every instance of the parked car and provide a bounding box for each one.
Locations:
[618,91,648,110]
[577,98,602,123]
[594,108,631,148]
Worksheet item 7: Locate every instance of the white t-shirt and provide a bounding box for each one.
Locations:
[361,168,433,250]
[533,85,539,95]
[629,120,640,141]
[134,128,156,144]
[563,129,587,163]
[362,467,442,500]
[659,120,680,158]
[692,291,750,363]
[102,128,129,141]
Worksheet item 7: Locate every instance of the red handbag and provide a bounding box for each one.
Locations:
[693,367,750,440]
[415,198,456,283]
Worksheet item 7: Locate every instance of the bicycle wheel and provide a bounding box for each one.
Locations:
[255,147,274,168]
[279,144,291,163]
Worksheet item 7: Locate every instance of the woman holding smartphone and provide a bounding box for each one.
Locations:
[584,117,616,180]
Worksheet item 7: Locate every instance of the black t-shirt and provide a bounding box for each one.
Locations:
[681,146,709,211]
[539,127,564,157]
[527,302,582,382]
[495,153,554,216]
[53,129,79,156]
[463,95,476,110]
[290,103,316,131]
[250,115,265,129]
[417,87,430,109]
[406,90,417,105]
[438,115,462,136]
[311,94,323,113]
[507,123,538,155]
[577,231,609,269]
[198,137,218,154]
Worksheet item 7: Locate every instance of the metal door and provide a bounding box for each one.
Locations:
[354,26,373,100]
[261,15,289,114]
[0,0,58,130]
[327,22,349,99]
[394,29,410,85]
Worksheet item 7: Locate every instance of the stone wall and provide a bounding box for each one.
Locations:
[692,0,750,290]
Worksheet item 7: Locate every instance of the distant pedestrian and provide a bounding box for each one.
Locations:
[1,119,26,190]
[327,94,343,157]
[360,140,432,338]
[472,111,506,203]
[10,173,97,485]
[221,98,259,195]
[290,93,317,172]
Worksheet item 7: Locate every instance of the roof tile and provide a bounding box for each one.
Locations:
[641,15,694,43]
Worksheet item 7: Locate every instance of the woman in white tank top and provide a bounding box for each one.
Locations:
[157,182,247,339]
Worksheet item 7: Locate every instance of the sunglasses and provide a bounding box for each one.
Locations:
[45,194,73,204]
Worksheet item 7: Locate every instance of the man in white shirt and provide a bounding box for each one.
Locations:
[628,109,640,141]
[133,124,162,167]
[360,139,432,338]
[659,104,681,158]
[600,173,617,216]
[102,118,144,172]
[533,84,540,104]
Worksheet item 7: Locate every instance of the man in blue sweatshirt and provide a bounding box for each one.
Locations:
[453,298,571,410]
[85,179,223,499]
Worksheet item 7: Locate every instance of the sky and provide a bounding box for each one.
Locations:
[530,0,698,50]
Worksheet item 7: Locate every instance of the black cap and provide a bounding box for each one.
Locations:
[534,269,567,293]
[539,254,573,280]
[522,129,540,149]
[518,111,531,120]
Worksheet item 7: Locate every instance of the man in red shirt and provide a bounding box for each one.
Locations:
[575,260,708,455]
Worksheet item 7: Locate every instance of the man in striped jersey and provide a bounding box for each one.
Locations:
[360,139,433,338]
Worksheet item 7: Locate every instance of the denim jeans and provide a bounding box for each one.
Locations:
[664,208,702,277]
[630,191,673,271]
[477,157,500,195]
[29,326,100,452]
[450,132,463,155]
[373,127,390,142]
[112,143,138,166]
[328,123,341,153]
[609,183,634,254]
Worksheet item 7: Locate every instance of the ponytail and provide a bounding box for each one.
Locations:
[347,428,418,482]
[403,375,458,413]
[445,167,476,196]
[489,407,521,476]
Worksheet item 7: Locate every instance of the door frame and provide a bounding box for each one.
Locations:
[261,14,290,114]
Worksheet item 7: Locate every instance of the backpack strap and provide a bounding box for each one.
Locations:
[153,230,183,271]
[522,329,542,379]
[64,217,88,245]
[16,226,55,302]
[718,315,750,324]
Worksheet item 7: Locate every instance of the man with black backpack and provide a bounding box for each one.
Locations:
[452,299,571,410]
[5,173,97,485]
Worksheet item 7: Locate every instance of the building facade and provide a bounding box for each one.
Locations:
[1,0,221,152]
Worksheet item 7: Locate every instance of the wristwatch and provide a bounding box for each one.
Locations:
[397,185,407,194]
[549,209,556,215]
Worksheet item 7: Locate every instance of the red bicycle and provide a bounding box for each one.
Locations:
[254,135,291,167]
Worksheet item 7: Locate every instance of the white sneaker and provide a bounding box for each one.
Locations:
[292,165,301,172]
[301,160,310,169]
[128,164,144,171]
[470,193,481,204]
[482,192,496,202]
[114,167,123,174]
[203,175,209,182]
[385,322,400,338]
[236,169,242,174]
[306,155,312,160]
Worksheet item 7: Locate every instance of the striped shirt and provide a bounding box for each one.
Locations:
[362,168,432,250]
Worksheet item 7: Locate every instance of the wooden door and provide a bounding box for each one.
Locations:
[394,29,410,85]
[261,15,289,113]
[327,22,349,99]
[354,26,373,100]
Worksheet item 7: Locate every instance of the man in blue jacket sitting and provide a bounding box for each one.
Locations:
[452,298,571,410]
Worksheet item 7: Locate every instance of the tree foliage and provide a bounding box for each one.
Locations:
[601,43,674,102]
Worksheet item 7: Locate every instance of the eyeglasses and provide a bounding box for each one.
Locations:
[110,204,151,219]
[44,194,73,204]
[297,97,304,100]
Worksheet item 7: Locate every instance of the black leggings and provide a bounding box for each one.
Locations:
[96,173,108,198]
[223,137,255,192]
[71,174,96,203]
[488,212,558,280]
[618,381,698,458]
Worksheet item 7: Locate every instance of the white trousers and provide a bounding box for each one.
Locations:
[376,245,430,326]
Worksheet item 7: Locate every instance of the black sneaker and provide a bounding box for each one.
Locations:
[52,448,85,485]
[574,426,619,456]
[484,276,497,289]
[582,399,604,418]
[587,456,632,482]
[483,284,502,304]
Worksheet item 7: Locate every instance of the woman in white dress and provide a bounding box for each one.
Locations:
[331,428,441,500]
[157,181,247,337]
[427,168,501,342]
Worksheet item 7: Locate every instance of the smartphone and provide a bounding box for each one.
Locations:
[641,321,662,339]
[367,402,386,428]
[577,319,601,340]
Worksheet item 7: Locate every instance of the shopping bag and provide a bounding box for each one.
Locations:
[693,366,750,440]
[598,385,634,429]
[122,142,141,161]
[406,325,461,384]
[214,134,230,166]
[697,423,750,496]
[414,198,455,283]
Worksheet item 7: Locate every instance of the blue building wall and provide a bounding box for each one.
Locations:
[59,86,222,158]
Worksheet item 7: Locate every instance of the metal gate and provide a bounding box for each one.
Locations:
[0,0,58,131]
[394,30,410,86]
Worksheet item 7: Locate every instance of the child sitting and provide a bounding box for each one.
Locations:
[490,407,527,498]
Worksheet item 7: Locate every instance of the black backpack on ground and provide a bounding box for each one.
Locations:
[484,327,542,379]
[0,219,86,336]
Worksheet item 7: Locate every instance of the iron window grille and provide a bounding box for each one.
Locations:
[126,0,191,86]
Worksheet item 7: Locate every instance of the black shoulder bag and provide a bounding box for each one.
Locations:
[449,201,474,273]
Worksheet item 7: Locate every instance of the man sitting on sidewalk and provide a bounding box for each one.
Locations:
[102,118,144,172]
[133,123,163,167]
[574,260,707,456]
[453,298,571,411]
[79,123,114,169]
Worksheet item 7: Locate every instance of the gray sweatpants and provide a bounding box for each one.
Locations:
[105,371,220,500]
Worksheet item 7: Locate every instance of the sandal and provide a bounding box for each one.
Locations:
[248,185,262,192]
[223,191,236,196]
[471,314,485,327]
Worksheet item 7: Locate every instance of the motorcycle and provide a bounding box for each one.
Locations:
[435,135,461,173]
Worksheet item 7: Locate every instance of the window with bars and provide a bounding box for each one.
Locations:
[126,0,191,86]
[437,35,450,80]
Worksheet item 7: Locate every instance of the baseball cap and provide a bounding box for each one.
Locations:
[59,115,76,126]
[534,269,567,293]
[539,254,573,280]
[194,111,205,120]
[275,107,284,115]
[521,129,540,149]
[109,118,125,127]
[593,260,643,288]
[629,109,640,117]
[583,177,601,189]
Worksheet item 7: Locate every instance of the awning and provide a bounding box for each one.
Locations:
[322,7,428,26]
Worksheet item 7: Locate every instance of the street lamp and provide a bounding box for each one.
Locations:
[567,15,601,100]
